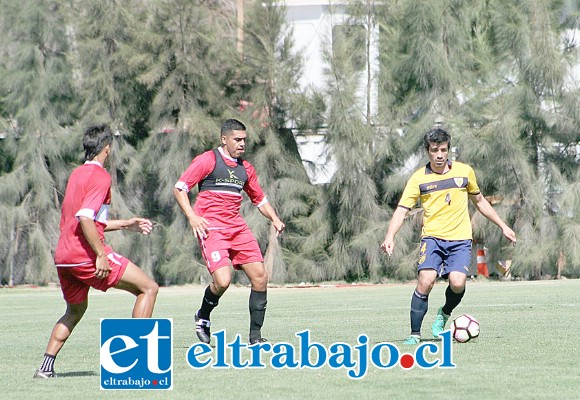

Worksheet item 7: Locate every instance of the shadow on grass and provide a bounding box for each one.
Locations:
[57,370,98,378]
[371,337,443,345]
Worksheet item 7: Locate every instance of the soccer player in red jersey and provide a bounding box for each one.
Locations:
[34,125,159,378]
[174,119,285,345]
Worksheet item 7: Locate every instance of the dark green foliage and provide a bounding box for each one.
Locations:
[0,0,578,285]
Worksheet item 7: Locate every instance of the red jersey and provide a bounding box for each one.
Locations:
[175,148,267,229]
[54,161,113,266]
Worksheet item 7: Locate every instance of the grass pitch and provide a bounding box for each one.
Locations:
[2,279,579,399]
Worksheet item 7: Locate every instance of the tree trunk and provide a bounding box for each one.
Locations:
[556,251,565,280]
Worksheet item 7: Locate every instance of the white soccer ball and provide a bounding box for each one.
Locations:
[450,314,480,343]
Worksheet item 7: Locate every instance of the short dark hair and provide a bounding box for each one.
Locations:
[83,124,113,161]
[423,128,451,151]
[221,119,246,136]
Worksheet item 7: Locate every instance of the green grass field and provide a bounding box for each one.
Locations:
[2,279,579,400]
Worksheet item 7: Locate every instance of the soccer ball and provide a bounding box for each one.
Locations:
[450,314,480,343]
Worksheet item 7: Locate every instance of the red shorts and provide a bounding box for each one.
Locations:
[199,225,263,274]
[57,253,130,304]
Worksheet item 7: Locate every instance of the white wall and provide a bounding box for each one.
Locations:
[283,1,379,184]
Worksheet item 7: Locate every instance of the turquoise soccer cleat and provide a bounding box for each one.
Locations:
[432,307,450,338]
[403,334,421,345]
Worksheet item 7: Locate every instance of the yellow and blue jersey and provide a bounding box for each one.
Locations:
[398,161,480,240]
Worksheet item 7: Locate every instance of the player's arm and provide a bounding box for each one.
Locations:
[105,218,153,235]
[173,152,213,239]
[381,206,410,256]
[78,216,110,279]
[257,201,285,237]
[469,193,517,245]
[243,162,285,236]
[382,173,419,256]
[173,187,209,239]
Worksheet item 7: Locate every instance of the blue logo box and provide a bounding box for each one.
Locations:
[100,318,173,390]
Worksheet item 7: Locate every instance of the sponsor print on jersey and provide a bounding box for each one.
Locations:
[419,177,468,194]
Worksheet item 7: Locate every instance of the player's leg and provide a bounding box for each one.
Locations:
[240,261,268,344]
[404,269,437,344]
[194,232,233,343]
[44,301,88,355]
[230,225,268,344]
[209,264,233,295]
[441,271,467,315]
[35,267,92,378]
[405,238,441,344]
[432,240,471,337]
[198,266,231,321]
[194,267,231,343]
[432,276,466,337]
[114,261,159,318]
[34,300,88,378]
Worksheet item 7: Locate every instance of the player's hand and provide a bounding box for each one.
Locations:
[94,254,111,280]
[274,220,286,237]
[127,218,153,235]
[503,226,517,246]
[380,238,395,256]
[188,214,209,239]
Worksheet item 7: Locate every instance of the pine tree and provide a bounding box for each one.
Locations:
[0,0,80,284]
[375,0,579,278]
[322,1,389,282]
[235,0,322,283]
[71,0,157,276]
[127,0,243,284]
[456,0,580,278]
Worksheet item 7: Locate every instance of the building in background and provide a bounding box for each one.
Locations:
[282,0,379,184]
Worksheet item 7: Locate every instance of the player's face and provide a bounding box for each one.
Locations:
[427,141,449,171]
[221,130,247,158]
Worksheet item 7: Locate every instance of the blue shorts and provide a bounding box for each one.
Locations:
[417,237,472,278]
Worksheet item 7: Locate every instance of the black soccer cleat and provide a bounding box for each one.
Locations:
[249,337,268,345]
[33,369,57,379]
[194,312,211,344]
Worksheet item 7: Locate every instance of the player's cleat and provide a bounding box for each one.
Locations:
[194,312,211,344]
[249,337,268,345]
[33,369,57,379]
[403,335,421,345]
[432,307,450,338]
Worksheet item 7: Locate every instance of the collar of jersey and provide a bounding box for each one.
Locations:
[425,160,452,175]
[84,160,104,168]
[218,146,238,163]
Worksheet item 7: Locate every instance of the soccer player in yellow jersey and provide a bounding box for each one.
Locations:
[381,128,517,344]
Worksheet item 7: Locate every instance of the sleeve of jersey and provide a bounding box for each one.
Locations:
[242,161,267,207]
[76,172,111,219]
[397,173,420,210]
[467,166,481,195]
[174,151,215,192]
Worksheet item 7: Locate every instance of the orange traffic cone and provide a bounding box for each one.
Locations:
[476,247,489,278]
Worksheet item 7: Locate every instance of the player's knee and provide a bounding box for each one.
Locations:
[144,279,159,297]
[448,275,466,292]
[417,278,435,294]
[213,277,231,293]
[66,302,88,323]
[449,282,465,293]
[252,271,269,290]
